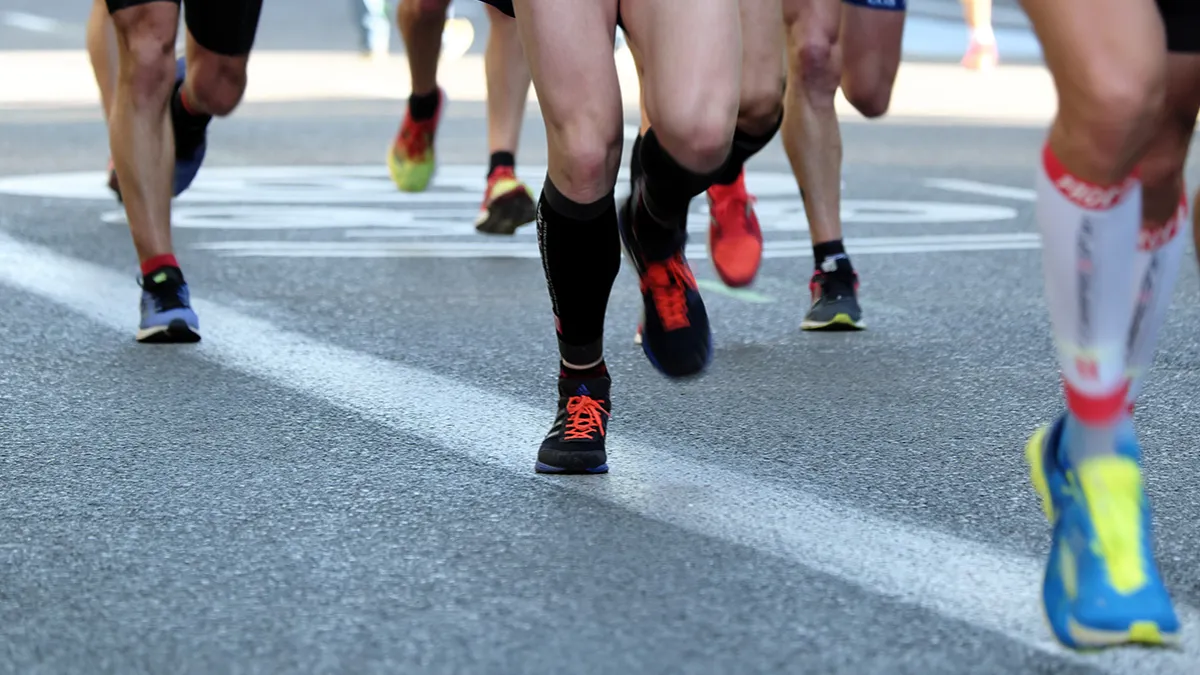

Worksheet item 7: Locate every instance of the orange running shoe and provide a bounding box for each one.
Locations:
[475,166,536,235]
[706,169,763,288]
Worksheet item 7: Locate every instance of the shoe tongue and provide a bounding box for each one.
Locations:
[819,254,849,274]
[560,376,607,398]
[145,266,184,287]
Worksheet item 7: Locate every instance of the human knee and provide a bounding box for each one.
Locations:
[549,122,622,199]
[112,7,177,107]
[185,56,248,117]
[1060,67,1166,174]
[737,81,784,135]
[843,78,892,119]
[788,36,842,102]
[1139,144,1185,200]
[651,104,737,174]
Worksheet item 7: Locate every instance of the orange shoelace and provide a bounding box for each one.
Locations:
[642,254,698,331]
[563,395,610,440]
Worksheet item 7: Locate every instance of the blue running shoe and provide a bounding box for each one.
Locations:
[170,56,206,197]
[617,182,711,378]
[1025,415,1179,649]
[137,266,201,343]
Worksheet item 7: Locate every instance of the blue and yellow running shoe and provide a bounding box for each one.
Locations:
[1025,415,1179,649]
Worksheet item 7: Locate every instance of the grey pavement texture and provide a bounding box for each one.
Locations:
[2,3,1200,672]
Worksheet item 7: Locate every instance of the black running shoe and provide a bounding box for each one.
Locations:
[801,259,865,331]
[536,375,611,474]
[617,183,711,378]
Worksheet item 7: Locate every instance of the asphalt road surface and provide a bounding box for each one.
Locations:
[3,3,1200,674]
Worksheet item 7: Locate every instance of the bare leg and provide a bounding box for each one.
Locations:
[397,0,450,96]
[782,0,842,248]
[839,5,904,118]
[87,0,119,121]
[109,3,180,262]
[484,5,531,156]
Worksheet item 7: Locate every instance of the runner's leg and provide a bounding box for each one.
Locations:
[1124,44,1200,404]
[512,0,623,473]
[476,4,537,234]
[839,0,904,118]
[783,0,865,330]
[706,0,785,288]
[619,0,741,376]
[1020,0,1177,649]
[389,0,452,191]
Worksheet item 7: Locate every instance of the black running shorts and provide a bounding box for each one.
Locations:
[1159,0,1200,53]
[480,0,515,17]
[478,0,625,28]
[105,0,264,56]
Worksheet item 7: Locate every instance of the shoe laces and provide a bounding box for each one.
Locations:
[563,395,610,440]
[811,270,857,302]
[145,284,187,312]
[708,172,757,238]
[643,254,698,331]
[138,272,187,311]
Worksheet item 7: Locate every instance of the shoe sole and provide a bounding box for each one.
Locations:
[475,191,535,235]
[534,461,610,475]
[801,313,866,331]
[136,319,201,344]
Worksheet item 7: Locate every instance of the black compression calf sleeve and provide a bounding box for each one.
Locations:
[637,128,721,224]
[713,113,782,186]
[537,179,621,367]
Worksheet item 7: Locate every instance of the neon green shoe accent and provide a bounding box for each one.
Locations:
[387,144,436,193]
[1077,456,1149,595]
[1024,425,1055,522]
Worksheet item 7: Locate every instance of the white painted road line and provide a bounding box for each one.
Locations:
[926,178,1037,202]
[190,233,1043,259]
[2,11,63,34]
[0,231,1195,674]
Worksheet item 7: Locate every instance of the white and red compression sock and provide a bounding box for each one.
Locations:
[1036,144,1141,459]
[1126,194,1188,406]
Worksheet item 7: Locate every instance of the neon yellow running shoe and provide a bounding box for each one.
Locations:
[387,88,444,192]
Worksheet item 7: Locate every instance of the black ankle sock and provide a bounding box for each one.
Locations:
[488,151,515,176]
[170,85,211,159]
[538,178,621,369]
[813,240,854,276]
[637,127,718,225]
[561,360,608,380]
[713,114,782,186]
[629,133,644,193]
[408,89,441,121]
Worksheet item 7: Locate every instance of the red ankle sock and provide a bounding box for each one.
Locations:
[141,254,179,276]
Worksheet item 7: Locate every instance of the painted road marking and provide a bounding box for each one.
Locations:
[2,165,1029,259]
[926,178,1036,202]
[2,11,63,34]
[0,230,1196,675]
[186,232,1042,259]
[695,279,774,304]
